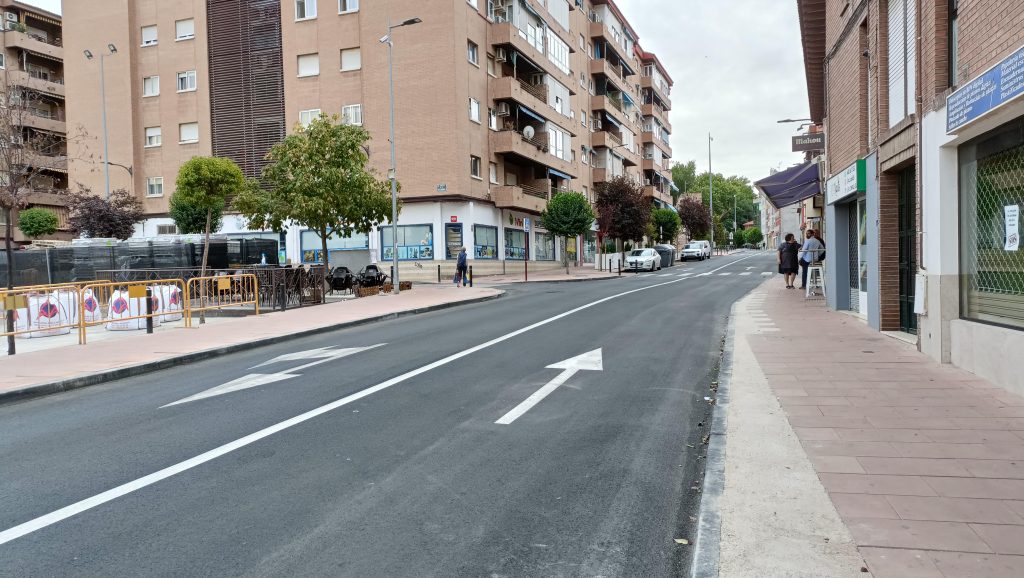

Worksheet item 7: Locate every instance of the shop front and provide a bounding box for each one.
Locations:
[825,156,882,328]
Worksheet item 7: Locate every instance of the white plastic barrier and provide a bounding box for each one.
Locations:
[105,289,162,331]
[80,289,102,323]
[155,285,184,322]
[14,294,72,338]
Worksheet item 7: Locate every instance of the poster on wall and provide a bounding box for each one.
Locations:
[1006,205,1020,251]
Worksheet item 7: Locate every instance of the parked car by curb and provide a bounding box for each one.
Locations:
[625,248,661,271]
[680,241,711,261]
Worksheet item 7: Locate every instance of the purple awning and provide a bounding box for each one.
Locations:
[755,162,821,207]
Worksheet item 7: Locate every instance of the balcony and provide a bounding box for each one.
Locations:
[620,147,640,167]
[590,58,631,92]
[19,109,66,134]
[643,185,674,206]
[492,184,549,214]
[641,76,672,110]
[641,103,671,132]
[490,129,578,178]
[5,30,63,60]
[590,94,628,127]
[491,23,575,89]
[642,131,672,156]
[592,167,609,183]
[591,130,621,149]
[491,75,549,111]
[7,70,65,98]
[20,150,68,173]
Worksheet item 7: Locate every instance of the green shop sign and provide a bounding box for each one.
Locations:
[826,159,866,205]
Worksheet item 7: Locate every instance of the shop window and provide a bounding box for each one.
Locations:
[381,224,434,260]
[474,225,498,259]
[959,118,1024,329]
[535,231,555,260]
[505,228,527,260]
[300,229,368,263]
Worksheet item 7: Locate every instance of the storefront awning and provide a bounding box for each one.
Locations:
[670,181,680,193]
[754,161,820,208]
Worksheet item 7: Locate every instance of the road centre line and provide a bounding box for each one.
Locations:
[0,254,758,547]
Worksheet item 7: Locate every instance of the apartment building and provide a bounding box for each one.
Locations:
[63,0,673,268]
[797,0,1024,394]
[0,1,69,245]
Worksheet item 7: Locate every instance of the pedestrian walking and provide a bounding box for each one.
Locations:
[798,229,825,289]
[778,233,800,289]
[454,246,468,287]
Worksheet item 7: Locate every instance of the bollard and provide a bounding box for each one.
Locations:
[390,266,394,284]
[618,259,621,276]
[145,288,154,334]
[469,266,473,287]
[437,264,442,283]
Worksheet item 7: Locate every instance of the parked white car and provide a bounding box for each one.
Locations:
[625,248,661,271]
[680,241,711,261]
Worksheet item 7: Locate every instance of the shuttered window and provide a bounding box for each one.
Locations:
[887,0,916,127]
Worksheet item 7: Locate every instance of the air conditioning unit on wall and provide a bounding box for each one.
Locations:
[4,12,17,22]
[495,47,508,62]
[496,102,511,116]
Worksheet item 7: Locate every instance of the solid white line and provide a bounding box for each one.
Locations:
[495,368,575,425]
[0,253,759,546]
[718,272,732,276]
[739,272,752,276]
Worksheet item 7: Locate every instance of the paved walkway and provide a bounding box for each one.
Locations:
[721,279,1024,577]
[0,285,501,400]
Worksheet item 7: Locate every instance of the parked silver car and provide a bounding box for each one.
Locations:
[625,248,661,271]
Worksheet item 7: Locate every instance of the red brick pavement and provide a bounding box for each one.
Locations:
[747,283,1024,577]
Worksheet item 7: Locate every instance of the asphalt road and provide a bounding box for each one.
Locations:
[0,251,776,577]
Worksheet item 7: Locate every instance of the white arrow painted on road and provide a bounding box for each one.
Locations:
[495,349,603,425]
[161,344,386,408]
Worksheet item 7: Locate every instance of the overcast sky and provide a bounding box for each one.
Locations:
[32,0,806,182]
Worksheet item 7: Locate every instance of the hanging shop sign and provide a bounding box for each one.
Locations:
[947,43,1024,134]
[825,159,866,205]
[792,132,825,152]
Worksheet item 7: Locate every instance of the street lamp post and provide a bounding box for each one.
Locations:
[84,44,118,200]
[708,133,714,254]
[380,17,422,295]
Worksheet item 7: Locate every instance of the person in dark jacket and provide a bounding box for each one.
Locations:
[778,233,800,289]
[455,247,468,287]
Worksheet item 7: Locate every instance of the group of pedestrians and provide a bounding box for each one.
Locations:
[778,229,825,289]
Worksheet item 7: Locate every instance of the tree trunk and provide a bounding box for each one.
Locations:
[199,208,211,325]
[321,228,330,300]
[5,209,15,355]
[562,236,569,275]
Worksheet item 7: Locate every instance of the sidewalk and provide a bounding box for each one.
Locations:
[711,280,1024,577]
[0,285,502,404]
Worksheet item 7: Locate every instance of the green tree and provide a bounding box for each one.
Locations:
[732,228,746,247]
[170,190,224,235]
[175,157,245,286]
[540,191,595,273]
[745,227,764,246]
[677,196,711,240]
[651,208,681,244]
[689,171,757,235]
[17,207,59,239]
[234,114,393,273]
[596,175,651,259]
[671,160,698,205]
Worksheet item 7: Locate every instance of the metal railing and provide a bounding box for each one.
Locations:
[186,274,259,318]
[519,183,550,199]
[515,77,548,102]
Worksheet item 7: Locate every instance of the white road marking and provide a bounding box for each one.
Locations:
[746,266,756,270]
[495,349,603,425]
[761,272,773,276]
[718,272,732,276]
[162,345,387,407]
[658,274,673,277]
[0,253,759,546]
[739,272,752,276]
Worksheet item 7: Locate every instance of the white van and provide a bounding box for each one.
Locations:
[680,240,711,261]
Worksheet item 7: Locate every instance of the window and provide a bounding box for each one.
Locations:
[579,34,584,49]
[887,0,917,127]
[142,75,160,97]
[146,177,164,197]
[948,0,959,87]
[340,48,361,71]
[469,98,480,123]
[145,126,162,147]
[157,224,178,235]
[470,155,482,179]
[339,0,359,14]
[581,145,588,165]
[488,108,498,130]
[179,122,199,143]
[581,110,587,128]
[489,162,498,184]
[505,228,527,260]
[546,31,570,74]
[295,0,316,20]
[342,104,362,125]
[176,70,197,92]
[467,40,479,65]
[381,225,434,260]
[0,54,5,69]
[487,54,496,76]
[141,25,157,46]
[299,109,321,127]
[535,231,555,261]
[474,225,498,259]
[297,53,319,77]
[175,18,195,40]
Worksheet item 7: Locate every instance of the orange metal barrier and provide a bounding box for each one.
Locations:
[0,284,83,341]
[185,274,259,318]
[77,279,187,344]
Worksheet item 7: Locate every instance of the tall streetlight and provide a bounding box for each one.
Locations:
[380,17,422,295]
[84,44,117,200]
[708,133,714,254]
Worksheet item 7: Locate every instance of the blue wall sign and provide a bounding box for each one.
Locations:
[947,44,1024,134]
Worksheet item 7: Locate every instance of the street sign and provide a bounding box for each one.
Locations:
[450,216,458,223]
[495,349,603,425]
[524,218,531,232]
[792,132,825,152]
[947,43,1024,134]
[161,344,387,407]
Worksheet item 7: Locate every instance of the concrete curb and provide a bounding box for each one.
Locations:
[690,299,738,578]
[0,291,504,407]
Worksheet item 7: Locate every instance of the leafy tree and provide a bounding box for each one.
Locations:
[671,160,698,205]
[540,191,595,273]
[677,196,711,240]
[64,188,144,240]
[689,171,757,234]
[595,176,651,259]
[236,115,392,273]
[169,189,224,235]
[175,157,244,279]
[651,208,681,244]
[732,227,746,247]
[17,207,59,239]
[745,227,764,246]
